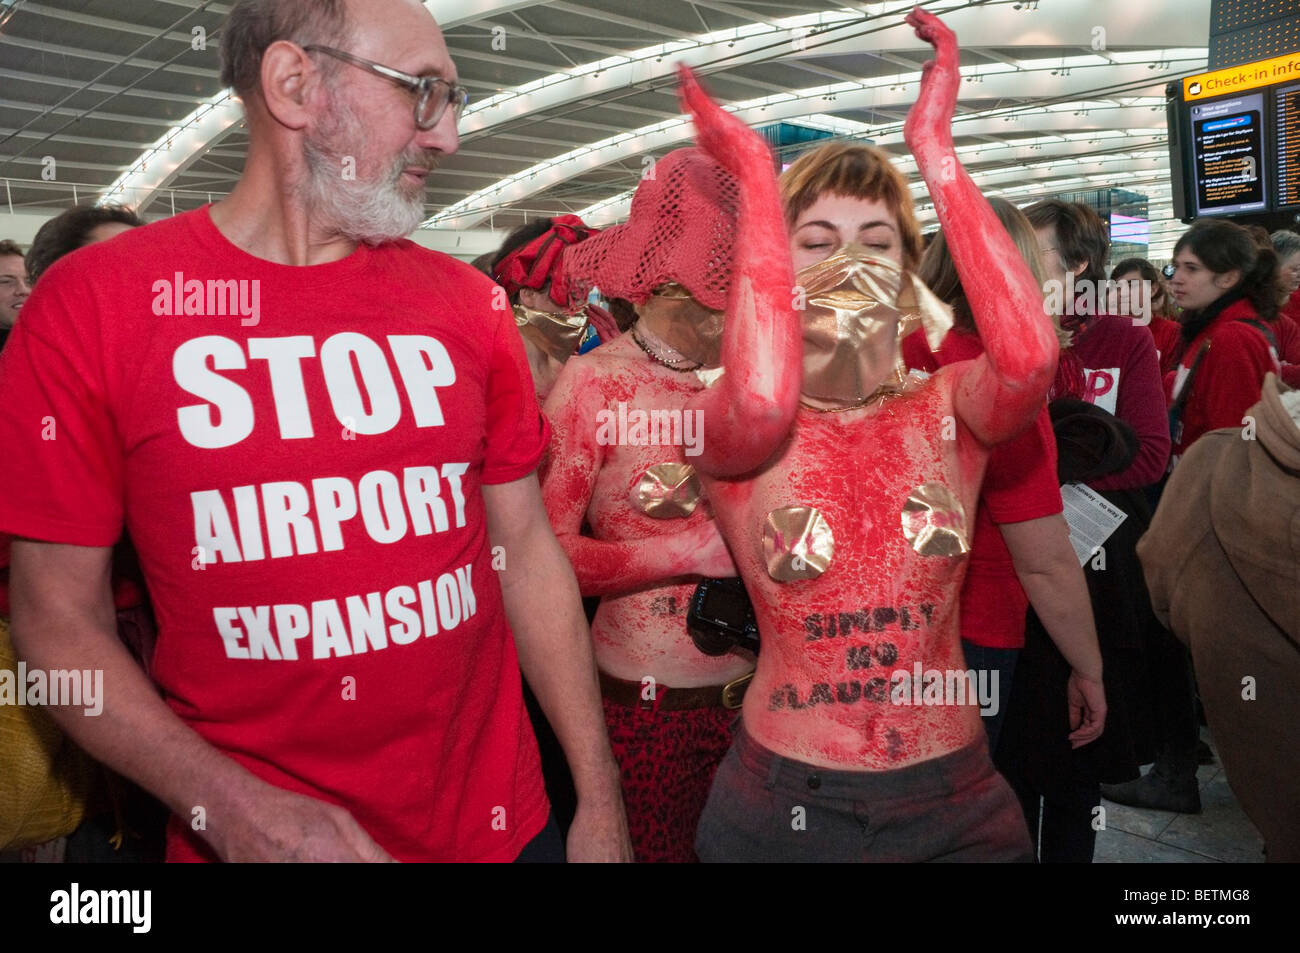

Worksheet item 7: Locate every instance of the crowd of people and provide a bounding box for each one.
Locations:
[1,0,1296,864]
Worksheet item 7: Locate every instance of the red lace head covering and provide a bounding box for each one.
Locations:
[493,214,599,308]
[552,148,739,313]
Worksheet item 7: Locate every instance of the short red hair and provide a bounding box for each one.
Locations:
[779,142,922,270]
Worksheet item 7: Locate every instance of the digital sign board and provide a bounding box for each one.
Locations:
[1170,50,1300,220]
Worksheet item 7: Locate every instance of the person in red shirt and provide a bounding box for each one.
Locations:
[1110,257,1182,377]
[1269,230,1300,387]
[1166,219,1283,468]
[0,0,629,863]
[917,198,1106,862]
[1010,200,1179,840]
[917,197,1104,749]
[1100,219,1282,815]
[1025,201,1170,490]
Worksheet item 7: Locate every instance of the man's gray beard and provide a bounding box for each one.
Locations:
[303,98,429,245]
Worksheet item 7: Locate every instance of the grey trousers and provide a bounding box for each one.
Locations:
[696,722,1033,863]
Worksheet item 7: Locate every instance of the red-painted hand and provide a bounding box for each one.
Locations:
[903,6,960,158]
[674,65,802,478]
[677,65,772,179]
[586,303,621,342]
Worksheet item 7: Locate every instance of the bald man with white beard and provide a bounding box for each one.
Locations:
[0,0,629,863]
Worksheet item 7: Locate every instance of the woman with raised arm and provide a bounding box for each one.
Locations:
[539,66,800,862]
[692,7,1058,862]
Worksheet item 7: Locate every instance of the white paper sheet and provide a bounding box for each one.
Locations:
[1060,482,1128,567]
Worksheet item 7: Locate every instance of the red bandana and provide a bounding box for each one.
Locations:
[493,214,598,308]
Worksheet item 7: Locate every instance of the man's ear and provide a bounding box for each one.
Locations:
[258,40,319,131]
[1071,259,1089,280]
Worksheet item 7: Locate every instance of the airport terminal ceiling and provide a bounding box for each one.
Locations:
[0,0,1218,259]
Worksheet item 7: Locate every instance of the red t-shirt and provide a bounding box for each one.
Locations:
[1069,313,1170,490]
[1166,297,1279,465]
[1282,288,1300,325]
[1282,293,1300,386]
[1147,315,1183,377]
[1271,312,1300,365]
[932,329,1062,650]
[0,207,550,862]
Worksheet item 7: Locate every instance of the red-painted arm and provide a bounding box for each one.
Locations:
[678,66,803,477]
[539,358,732,596]
[903,7,1058,444]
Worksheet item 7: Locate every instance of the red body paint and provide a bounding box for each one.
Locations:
[538,66,803,687]
[677,67,803,478]
[697,8,1059,770]
[541,336,750,686]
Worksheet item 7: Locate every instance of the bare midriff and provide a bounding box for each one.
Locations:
[705,369,989,769]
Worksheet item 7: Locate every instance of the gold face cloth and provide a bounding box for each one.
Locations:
[901,482,970,557]
[633,463,703,519]
[514,304,590,364]
[647,284,726,367]
[763,505,835,581]
[797,245,952,405]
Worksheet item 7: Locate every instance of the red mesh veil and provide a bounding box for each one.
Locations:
[552,148,739,313]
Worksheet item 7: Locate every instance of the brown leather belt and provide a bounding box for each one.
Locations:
[599,670,754,711]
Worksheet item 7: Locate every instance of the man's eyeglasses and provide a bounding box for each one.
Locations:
[304,45,469,129]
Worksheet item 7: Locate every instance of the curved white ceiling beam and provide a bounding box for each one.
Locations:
[433,55,1199,228]
[892,133,1168,179]
[98,0,1211,214]
[461,0,1209,140]
[96,0,545,211]
[919,155,1170,200]
[459,7,868,136]
[584,137,1171,227]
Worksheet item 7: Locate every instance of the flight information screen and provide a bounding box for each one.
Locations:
[1190,93,1268,216]
[1173,51,1300,219]
[1276,81,1300,209]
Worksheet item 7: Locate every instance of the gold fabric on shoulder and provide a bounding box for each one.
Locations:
[633,463,702,518]
[763,506,834,581]
[897,270,955,353]
[901,482,970,557]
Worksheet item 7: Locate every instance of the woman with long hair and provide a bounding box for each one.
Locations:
[1267,230,1300,388]
[1165,219,1282,469]
[919,198,1109,861]
[1109,257,1181,376]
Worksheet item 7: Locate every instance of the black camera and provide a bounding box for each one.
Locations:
[687,577,760,657]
